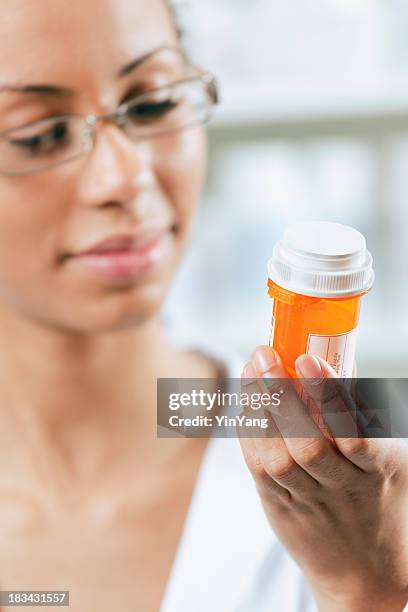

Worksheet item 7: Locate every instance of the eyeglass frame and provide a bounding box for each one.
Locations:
[0,65,219,178]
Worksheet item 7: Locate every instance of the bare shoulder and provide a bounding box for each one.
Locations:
[179,348,227,380]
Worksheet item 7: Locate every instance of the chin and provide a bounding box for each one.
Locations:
[58,281,170,335]
[6,277,169,336]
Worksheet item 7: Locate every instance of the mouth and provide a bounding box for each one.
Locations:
[74,227,171,256]
[64,226,175,283]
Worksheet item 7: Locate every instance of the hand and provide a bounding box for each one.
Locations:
[239,346,408,611]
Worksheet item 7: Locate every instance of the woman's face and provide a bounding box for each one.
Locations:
[0,0,207,333]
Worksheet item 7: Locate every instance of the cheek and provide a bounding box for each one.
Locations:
[0,179,68,287]
[153,127,208,236]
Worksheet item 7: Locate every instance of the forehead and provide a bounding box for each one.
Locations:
[0,0,177,84]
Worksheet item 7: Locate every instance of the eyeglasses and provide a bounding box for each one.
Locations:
[0,72,219,177]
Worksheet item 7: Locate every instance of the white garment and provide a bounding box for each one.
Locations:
[160,347,317,612]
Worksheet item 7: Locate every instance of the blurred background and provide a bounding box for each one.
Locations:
[161,0,408,377]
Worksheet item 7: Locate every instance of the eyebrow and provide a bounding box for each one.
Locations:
[118,45,183,77]
[0,46,183,97]
[0,83,73,97]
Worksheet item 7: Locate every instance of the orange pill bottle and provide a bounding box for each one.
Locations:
[267,222,374,378]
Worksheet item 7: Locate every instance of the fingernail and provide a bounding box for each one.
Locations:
[295,355,324,384]
[241,362,256,385]
[253,346,277,374]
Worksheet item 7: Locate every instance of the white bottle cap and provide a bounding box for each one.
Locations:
[268,221,375,298]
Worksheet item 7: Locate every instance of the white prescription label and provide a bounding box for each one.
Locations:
[306,329,357,378]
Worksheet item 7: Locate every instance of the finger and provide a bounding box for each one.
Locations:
[241,360,299,440]
[238,435,291,505]
[243,354,290,411]
[240,362,274,438]
[294,357,404,481]
[295,354,359,438]
[280,435,362,488]
[334,436,408,475]
[251,346,319,439]
[243,350,319,493]
[253,347,360,487]
[254,432,319,495]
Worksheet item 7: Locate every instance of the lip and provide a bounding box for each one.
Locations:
[73,228,169,256]
[67,228,171,283]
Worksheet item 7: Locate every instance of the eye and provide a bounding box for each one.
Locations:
[8,121,70,156]
[127,98,179,124]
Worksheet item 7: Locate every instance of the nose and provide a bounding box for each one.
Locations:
[76,124,155,212]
